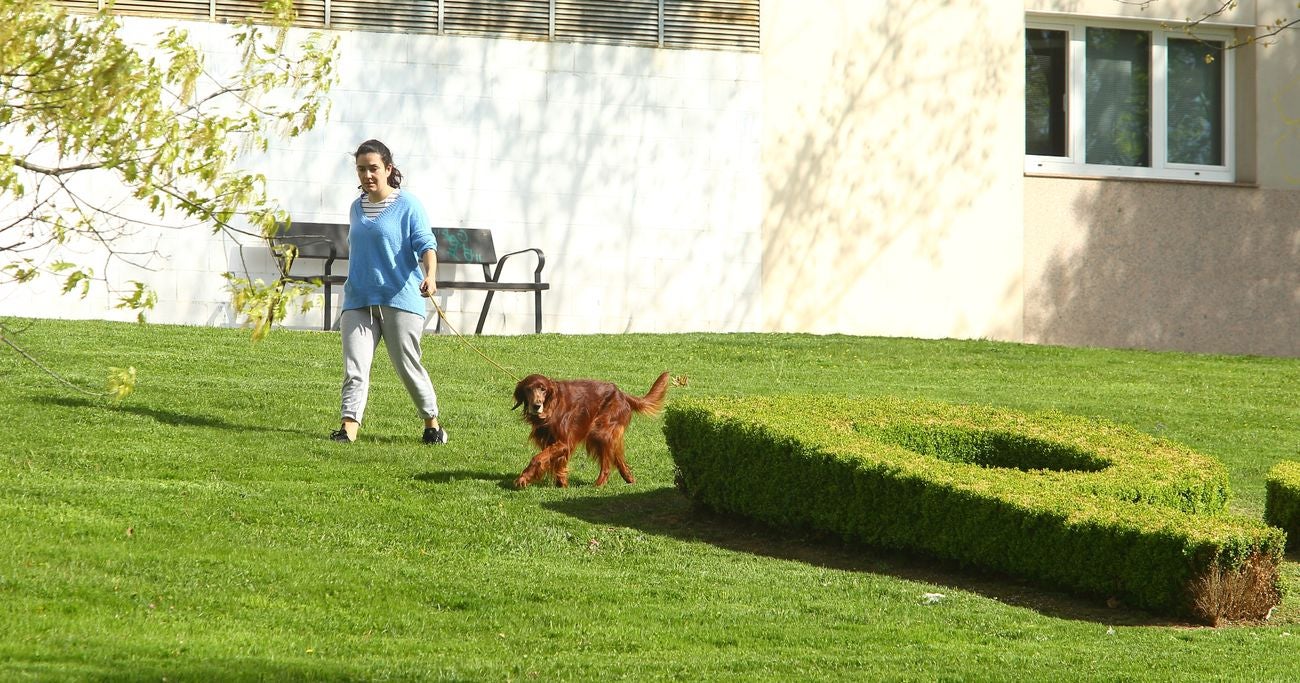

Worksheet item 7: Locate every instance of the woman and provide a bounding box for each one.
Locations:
[330,139,447,445]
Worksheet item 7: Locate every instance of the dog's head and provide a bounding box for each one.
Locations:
[513,374,554,420]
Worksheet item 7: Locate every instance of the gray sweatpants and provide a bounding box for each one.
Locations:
[340,305,439,424]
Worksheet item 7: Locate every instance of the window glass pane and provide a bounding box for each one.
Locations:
[1086,28,1150,167]
[1026,29,1068,157]
[1167,39,1224,165]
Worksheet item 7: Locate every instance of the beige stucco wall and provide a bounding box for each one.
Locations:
[760,0,1026,340]
[1024,177,1299,357]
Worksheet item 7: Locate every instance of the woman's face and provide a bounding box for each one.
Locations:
[355,152,391,196]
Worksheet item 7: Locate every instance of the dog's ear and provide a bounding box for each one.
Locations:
[512,381,526,410]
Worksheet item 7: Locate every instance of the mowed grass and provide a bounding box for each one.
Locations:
[2,317,1298,681]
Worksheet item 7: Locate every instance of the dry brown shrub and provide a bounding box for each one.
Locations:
[1187,552,1282,626]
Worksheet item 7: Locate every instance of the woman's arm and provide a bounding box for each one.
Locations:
[419,247,437,298]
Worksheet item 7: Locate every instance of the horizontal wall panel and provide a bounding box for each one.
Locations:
[292,0,326,26]
[107,0,212,20]
[555,1,658,45]
[215,1,326,27]
[329,0,438,33]
[664,0,759,51]
[52,0,760,52]
[58,0,104,13]
[444,0,549,39]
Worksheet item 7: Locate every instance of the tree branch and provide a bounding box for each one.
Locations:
[0,321,104,398]
[12,157,106,176]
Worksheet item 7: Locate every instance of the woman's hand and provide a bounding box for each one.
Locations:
[419,274,437,298]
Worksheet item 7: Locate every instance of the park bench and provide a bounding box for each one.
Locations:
[430,227,549,334]
[270,221,348,332]
[271,222,548,333]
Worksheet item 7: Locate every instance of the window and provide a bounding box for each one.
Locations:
[1025,18,1233,182]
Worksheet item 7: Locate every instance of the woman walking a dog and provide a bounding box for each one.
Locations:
[330,139,448,445]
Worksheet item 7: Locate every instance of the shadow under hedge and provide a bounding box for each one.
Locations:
[545,486,1186,627]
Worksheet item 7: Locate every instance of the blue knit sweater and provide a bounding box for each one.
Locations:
[341,190,437,317]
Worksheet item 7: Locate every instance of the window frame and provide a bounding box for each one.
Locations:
[1024,17,1235,183]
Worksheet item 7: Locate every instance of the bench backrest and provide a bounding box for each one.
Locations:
[434,227,497,266]
[270,223,497,267]
[272,222,350,260]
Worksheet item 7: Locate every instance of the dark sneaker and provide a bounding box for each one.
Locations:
[423,426,449,445]
[329,428,354,443]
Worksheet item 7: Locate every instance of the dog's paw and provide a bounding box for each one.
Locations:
[513,476,530,489]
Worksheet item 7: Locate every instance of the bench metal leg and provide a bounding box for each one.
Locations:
[322,284,333,332]
[475,291,495,335]
[534,289,543,333]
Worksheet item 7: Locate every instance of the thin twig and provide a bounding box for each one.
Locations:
[0,322,102,397]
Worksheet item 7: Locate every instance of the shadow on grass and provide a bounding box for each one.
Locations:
[413,470,516,490]
[545,486,1193,628]
[35,395,311,437]
[413,470,642,492]
[7,654,361,683]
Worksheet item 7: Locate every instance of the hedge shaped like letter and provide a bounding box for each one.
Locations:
[664,396,1284,624]
[1265,460,1300,552]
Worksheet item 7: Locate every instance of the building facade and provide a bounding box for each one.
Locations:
[764,0,1299,357]
[3,0,1297,356]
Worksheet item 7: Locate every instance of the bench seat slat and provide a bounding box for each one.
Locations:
[434,281,550,292]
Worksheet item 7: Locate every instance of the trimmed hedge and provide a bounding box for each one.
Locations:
[1265,460,1300,552]
[664,395,1285,624]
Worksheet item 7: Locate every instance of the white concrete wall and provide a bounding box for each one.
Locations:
[0,16,764,335]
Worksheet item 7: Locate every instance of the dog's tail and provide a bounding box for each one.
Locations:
[627,371,671,416]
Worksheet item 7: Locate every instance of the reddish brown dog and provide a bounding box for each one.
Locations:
[512,372,670,489]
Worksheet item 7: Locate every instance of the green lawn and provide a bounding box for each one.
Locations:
[2,318,1298,681]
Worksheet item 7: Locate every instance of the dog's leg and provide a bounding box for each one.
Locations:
[609,425,635,484]
[586,426,635,486]
[554,454,571,488]
[515,444,569,489]
[584,434,614,486]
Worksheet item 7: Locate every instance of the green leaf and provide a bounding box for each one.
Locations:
[106,365,136,402]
